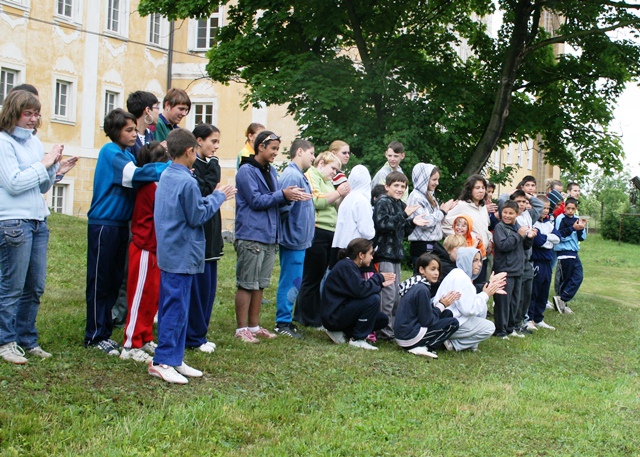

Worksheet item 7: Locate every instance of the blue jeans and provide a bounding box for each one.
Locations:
[0,219,49,348]
[276,247,305,324]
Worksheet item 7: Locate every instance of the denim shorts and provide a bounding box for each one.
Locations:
[234,240,277,290]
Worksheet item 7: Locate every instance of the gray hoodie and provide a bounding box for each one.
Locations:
[408,163,446,242]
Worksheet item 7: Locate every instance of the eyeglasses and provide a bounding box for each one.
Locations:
[151,105,160,110]
[261,133,281,145]
[22,111,41,119]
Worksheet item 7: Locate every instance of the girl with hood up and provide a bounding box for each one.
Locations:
[452,214,486,258]
[433,247,506,351]
[331,165,375,264]
[407,164,457,270]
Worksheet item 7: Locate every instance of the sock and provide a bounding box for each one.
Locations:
[249,326,260,333]
[235,327,248,335]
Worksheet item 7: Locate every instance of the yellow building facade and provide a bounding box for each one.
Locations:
[0,0,298,228]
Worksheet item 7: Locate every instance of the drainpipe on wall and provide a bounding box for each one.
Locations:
[167,20,174,90]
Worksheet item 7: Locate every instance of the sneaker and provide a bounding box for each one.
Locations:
[518,326,534,335]
[175,361,203,378]
[120,348,153,362]
[525,321,538,331]
[563,306,574,314]
[252,327,277,339]
[535,321,556,330]
[553,296,566,313]
[274,323,303,339]
[510,330,525,338]
[325,329,346,344]
[195,341,217,353]
[106,339,121,350]
[0,342,28,364]
[408,346,438,358]
[235,328,260,344]
[348,339,378,350]
[92,340,120,356]
[148,363,188,384]
[141,341,157,355]
[365,332,377,343]
[314,325,326,331]
[502,335,510,340]
[28,345,52,358]
[443,340,455,351]
[546,300,554,310]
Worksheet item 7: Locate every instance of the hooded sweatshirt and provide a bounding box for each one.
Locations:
[443,200,492,254]
[407,163,446,243]
[394,274,456,347]
[433,247,489,326]
[452,214,486,257]
[332,165,375,248]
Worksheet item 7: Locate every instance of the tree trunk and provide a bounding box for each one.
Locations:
[463,0,533,176]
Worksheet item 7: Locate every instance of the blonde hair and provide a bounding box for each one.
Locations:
[329,140,348,153]
[0,90,41,133]
[443,234,467,253]
[313,151,341,167]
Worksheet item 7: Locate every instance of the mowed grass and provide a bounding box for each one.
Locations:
[1,213,640,456]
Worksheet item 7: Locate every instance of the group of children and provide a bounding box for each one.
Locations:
[78,87,587,383]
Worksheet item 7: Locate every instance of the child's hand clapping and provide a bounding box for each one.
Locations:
[216,184,237,201]
[438,291,461,307]
[381,272,396,287]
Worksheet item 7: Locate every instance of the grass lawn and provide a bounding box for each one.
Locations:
[1,213,640,456]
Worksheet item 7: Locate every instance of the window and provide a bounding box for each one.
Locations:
[149,13,161,45]
[56,0,72,17]
[106,0,128,36]
[193,103,214,125]
[54,81,70,118]
[48,180,74,216]
[51,184,66,213]
[193,8,221,51]
[0,68,18,106]
[104,91,118,116]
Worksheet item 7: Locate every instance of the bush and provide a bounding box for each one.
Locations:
[601,205,640,244]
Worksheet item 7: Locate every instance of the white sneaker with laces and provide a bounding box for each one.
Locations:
[408,346,438,358]
[546,300,554,310]
[196,341,216,353]
[120,348,153,362]
[535,321,556,330]
[525,321,538,331]
[28,345,52,358]
[175,361,203,378]
[141,341,157,355]
[0,342,28,364]
[325,329,346,344]
[148,363,188,384]
[348,339,378,350]
[510,330,525,338]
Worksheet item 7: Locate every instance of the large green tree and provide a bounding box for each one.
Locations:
[140,0,640,191]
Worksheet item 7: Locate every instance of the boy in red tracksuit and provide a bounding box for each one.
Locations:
[120,142,170,362]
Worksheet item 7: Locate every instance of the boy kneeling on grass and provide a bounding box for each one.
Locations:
[149,129,236,385]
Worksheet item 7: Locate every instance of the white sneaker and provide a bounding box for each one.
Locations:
[120,348,153,362]
[325,329,346,344]
[546,301,554,309]
[408,346,438,359]
[553,296,566,313]
[535,321,556,330]
[195,341,216,353]
[563,306,574,314]
[28,345,52,358]
[175,361,203,378]
[510,330,525,338]
[443,340,455,351]
[0,342,28,364]
[525,321,538,331]
[348,339,378,350]
[141,341,157,355]
[148,363,188,384]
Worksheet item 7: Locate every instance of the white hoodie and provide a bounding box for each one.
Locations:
[332,165,375,248]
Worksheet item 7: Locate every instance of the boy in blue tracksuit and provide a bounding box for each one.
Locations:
[275,139,315,339]
[149,128,236,384]
[85,109,169,353]
[553,197,586,314]
[529,195,561,329]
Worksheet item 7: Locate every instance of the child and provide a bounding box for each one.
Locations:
[235,131,310,343]
[553,197,586,314]
[120,142,170,363]
[371,141,408,201]
[492,200,535,339]
[155,88,191,142]
[431,234,467,295]
[453,215,486,258]
[85,109,169,354]
[528,195,560,329]
[149,129,236,384]
[187,124,225,353]
[373,171,428,339]
[395,254,460,358]
[407,163,457,272]
[275,139,315,339]
[553,182,580,218]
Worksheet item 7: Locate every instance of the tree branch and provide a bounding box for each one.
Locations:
[524,19,640,54]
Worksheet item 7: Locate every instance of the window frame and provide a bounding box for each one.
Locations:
[51,74,77,125]
[0,67,20,108]
[187,99,218,130]
[105,0,130,37]
[101,84,123,127]
[47,179,75,216]
[190,7,223,52]
[54,0,82,24]
[147,13,169,48]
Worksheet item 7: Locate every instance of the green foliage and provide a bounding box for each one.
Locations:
[137,0,640,196]
[601,203,640,244]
